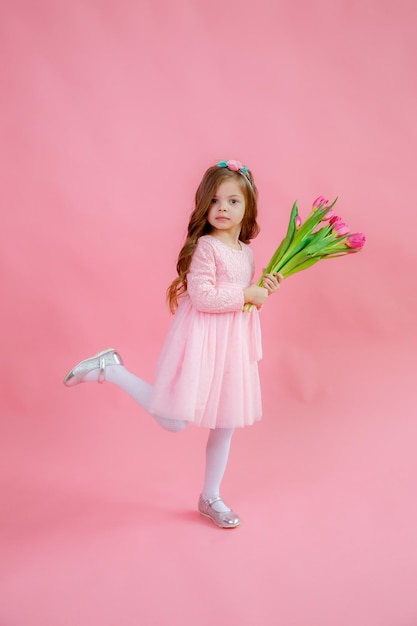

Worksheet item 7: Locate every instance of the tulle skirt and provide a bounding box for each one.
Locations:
[149,296,262,428]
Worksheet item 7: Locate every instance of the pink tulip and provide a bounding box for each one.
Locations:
[312,196,329,210]
[330,216,350,236]
[346,232,366,249]
[295,215,302,228]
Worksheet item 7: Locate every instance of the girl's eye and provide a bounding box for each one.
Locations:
[211,198,218,204]
[230,199,238,204]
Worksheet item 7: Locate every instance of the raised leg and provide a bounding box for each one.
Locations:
[63,349,187,432]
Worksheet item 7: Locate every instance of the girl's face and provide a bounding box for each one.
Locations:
[207,179,246,237]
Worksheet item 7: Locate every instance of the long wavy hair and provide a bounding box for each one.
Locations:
[166,164,260,313]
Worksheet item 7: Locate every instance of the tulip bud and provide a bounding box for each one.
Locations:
[295,216,302,229]
[332,218,350,236]
[312,196,329,211]
[346,233,366,249]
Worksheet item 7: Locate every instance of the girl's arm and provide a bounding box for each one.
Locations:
[262,272,284,295]
[242,273,282,309]
[243,284,268,307]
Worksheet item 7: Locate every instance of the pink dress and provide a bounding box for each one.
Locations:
[149,235,263,428]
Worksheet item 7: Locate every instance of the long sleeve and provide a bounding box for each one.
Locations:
[187,238,245,313]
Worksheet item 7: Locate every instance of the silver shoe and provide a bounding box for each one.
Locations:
[63,348,123,386]
[198,495,241,529]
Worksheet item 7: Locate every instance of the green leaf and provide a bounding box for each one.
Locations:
[257,201,299,285]
[281,256,322,277]
[256,197,340,284]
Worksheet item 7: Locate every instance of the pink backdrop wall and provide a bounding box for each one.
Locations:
[1,1,416,625]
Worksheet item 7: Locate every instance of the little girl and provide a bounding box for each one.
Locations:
[64,160,282,529]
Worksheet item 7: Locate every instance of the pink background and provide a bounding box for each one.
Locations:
[1,1,416,624]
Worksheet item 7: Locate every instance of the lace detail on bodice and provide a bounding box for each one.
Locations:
[186,235,254,313]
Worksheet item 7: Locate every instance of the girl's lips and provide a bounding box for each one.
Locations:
[216,216,229,221]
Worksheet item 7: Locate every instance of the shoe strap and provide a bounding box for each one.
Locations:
[204,496,223,507]
[98,356,106,383]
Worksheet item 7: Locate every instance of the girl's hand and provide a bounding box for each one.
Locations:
[243,285,269,308]
[262,272,284,295]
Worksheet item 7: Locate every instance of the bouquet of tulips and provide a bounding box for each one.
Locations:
[245,196,366,311]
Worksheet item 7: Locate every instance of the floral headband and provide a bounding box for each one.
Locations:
[218,160,249,174]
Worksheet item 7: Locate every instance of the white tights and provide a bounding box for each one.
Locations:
[104,365,187,432]
[85,365,235,511]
